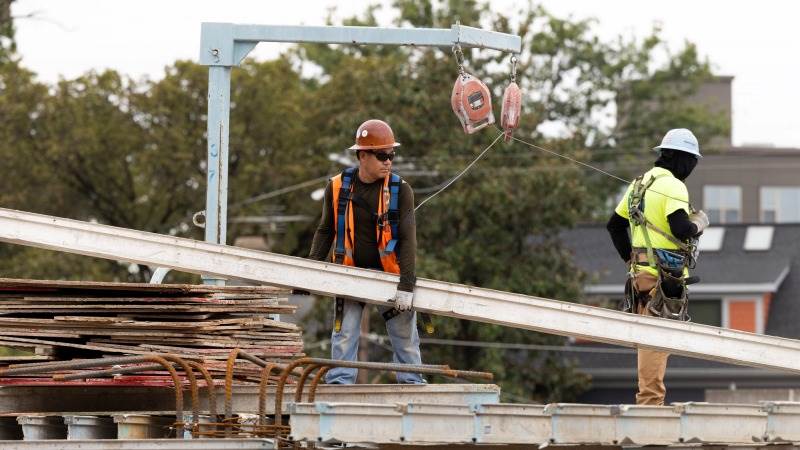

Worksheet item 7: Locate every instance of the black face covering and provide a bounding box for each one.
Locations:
[654,149,698,181]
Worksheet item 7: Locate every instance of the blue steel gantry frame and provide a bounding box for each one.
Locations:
[198,22,521,284]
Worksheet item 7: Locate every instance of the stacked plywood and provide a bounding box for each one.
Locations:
[0,278,304,361]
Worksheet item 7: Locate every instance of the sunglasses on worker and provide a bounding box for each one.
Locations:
[370,151,395,162]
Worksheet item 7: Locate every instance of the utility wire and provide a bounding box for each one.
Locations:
[419,337,635,354]
[305,335,635,354]
[229,174,333,210]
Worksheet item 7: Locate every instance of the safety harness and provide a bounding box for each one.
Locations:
[332,168,434,334]
[625,174,698,321]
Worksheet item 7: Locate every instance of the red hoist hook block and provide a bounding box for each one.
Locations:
[450,44,495,134]
[500,55,522,142]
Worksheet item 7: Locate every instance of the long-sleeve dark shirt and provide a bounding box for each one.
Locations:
[309,170,417,292]
[606,210,698,262]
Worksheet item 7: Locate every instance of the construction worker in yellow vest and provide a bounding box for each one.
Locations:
[606,128,710,405]
[305,119,424,384]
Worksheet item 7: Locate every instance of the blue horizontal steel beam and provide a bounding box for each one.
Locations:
[200,23,522,67]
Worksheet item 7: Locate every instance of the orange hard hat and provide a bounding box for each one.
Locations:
[348,119,401,151]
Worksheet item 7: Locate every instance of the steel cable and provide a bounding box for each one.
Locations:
[414,131,505,211]
[505,128,692,206]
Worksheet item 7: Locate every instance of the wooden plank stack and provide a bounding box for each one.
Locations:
[0,278,304,362]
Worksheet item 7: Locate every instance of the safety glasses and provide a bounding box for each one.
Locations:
[371,151,395,162]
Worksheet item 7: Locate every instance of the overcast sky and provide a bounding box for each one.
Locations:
[11,0,800,147]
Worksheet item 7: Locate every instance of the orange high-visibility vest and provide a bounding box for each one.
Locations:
[331,168,401,274]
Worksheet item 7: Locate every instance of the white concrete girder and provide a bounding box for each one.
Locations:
[614,405,680,445]
[398,403,474,444]
[545,403,617,445]
[288,402,402,444]
[3,207,800,374]
[675,402,767,444]
[472,403,550,444]
[763,401,800,442]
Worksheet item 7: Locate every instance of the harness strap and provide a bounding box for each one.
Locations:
[628,175,658,268]
[385,174,401,254]
[334,168,356,263]
[640,216,690,251]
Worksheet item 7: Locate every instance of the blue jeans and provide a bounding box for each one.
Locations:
[325,298,425,384]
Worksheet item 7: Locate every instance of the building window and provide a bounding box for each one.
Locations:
[690,299,722,327]
[703,186,741,224]
[697,227,725,252]
[743,226,774,251]
[760,187,800,223]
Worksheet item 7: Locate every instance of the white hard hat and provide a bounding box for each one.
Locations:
[653,128,702,158]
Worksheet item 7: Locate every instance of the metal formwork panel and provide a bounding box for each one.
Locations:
[545,403,616,444]
[675,402,767,443]
[288,402,401,444]
[472,403,549,444]
[113,414,173,439]
[64,415,117,440]
[762,401,800,442]
[16,416,67,440]
[613,405,680,445]
[399,403,474,444]
[0,416,22,440]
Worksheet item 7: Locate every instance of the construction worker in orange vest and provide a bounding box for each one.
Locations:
[306,119,424,384]
[606,128,709,405]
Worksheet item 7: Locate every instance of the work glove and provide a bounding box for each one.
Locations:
[391,289,414,312]
[689,210,710,235]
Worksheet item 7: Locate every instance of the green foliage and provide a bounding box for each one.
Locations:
[0,0,15,63]
[0,0,727,401]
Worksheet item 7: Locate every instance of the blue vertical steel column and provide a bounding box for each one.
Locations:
[204,66,231,285]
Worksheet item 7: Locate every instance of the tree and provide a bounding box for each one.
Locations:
[0,56,320,282]
[0,0,14,63]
